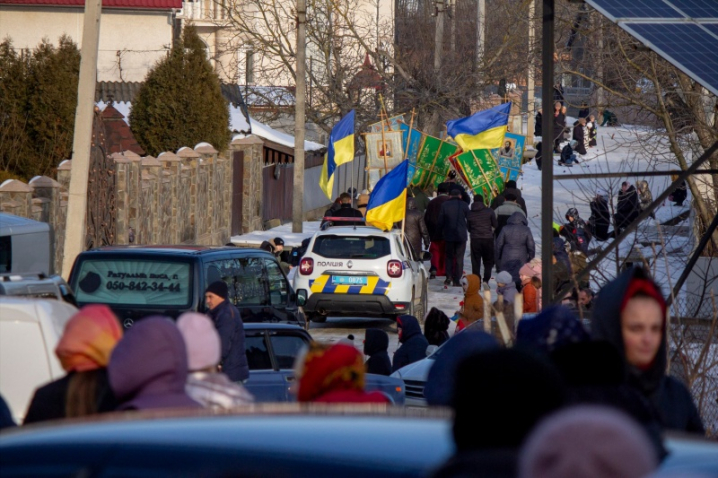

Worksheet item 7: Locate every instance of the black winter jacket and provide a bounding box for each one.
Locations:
[425,195,451,242]
[572,125,587,155]
[393,315,430,372]
[496,212,536,282]
[592,267,704,434]
[615,186,640,229]
[438,197,469,243]
[322,203,364,226]
[364,328,392,376]
[467,201,497,240]
[24,369,117,424]
[402,197,430,255]
[553,111,566,140]
[208,300,249,382]
[489,187,527,215]
[560,143,574,163]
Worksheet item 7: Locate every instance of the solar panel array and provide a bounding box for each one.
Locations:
[586,0,718,96]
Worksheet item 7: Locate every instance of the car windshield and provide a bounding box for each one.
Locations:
[72,259,192,307]
[312,235,391,259]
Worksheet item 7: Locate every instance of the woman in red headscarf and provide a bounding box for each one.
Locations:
[24,305,123,423]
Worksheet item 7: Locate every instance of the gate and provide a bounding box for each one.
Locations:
[262,162,293,223]
[231,150,244,236]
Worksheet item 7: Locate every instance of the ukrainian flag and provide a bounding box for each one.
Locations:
[446,102,512,151]
[319,110,355,199]
[366,160,408,231]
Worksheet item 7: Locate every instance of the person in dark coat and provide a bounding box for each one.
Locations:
[534,109,543,137]
[322,192,363,226]
[591,267,705,434]
[553,101,566,153]
[431,349,565,478]
[363,328,391,376]
[553,83,565,105]
[535,141,543,171]
[108,317,201,410]
[438,189,470,287]
[423,307,451,346]
[289,237,311,267]
[408,185,430,213]
[589,189,611,241]
[467,194,496,284]
[401,197,430,255]
[560,207,591,254]
[572,117,588,155]
[425,183,452,279]
[205,281,249,382]
[489,180,527,214]
[614,181,640,234]
[494,192,526,237]
[438,171,471,204]
[671,180,687,206]
[578,102,590,119]
[559,140,578,166]
[392,315,430,372]
[24,305,122,424]
[496,212,535,285]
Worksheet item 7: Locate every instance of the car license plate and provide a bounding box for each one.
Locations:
[332,276,367,286]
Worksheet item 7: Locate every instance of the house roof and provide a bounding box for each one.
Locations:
[348,53,383,91]
[2,0,182,8]
[100,103,145,155]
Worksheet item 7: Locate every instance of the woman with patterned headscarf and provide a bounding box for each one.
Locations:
[295,342,389,403]
[24,305,123,423]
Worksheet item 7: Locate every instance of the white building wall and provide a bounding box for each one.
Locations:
[0,6,174,82]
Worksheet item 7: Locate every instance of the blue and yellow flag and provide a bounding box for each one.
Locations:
[366,160,408,231]
[446,102,511,151]
[319,110,355,199]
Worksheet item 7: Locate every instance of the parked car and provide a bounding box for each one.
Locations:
[0,213,51,275]
[293,225,429,323]
[244,323,405,404]
[0,273,77,305]
[1,407,715,477]
[68,246,305,328]
[0,297,78,422]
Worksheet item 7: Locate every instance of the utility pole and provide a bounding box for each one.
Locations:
[293,0,307,233]
[476,0,485,69]
[527,0,535,144]
[595,12,605,118]
[541,0,555,306]
[61,0,102,279]
[428,0,446,136]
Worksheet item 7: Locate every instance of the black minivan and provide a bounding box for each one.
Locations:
[68,246,305,328]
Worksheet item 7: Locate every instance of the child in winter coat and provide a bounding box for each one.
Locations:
[424,307,451,346]
[455,275,484,333]
[519,264,540,313]
[496,271,518,304]
[363,328,391,376]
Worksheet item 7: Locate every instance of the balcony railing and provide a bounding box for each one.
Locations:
[180,0,228,21]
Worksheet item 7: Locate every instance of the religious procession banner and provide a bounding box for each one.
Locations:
[368,114,405,133]
[491,132,525,182]
[366,131,404,171]
[399,122,423,186]
[412,135,460,190]
[453,149,505,201]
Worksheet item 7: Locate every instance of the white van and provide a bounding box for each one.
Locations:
[0,298,77,423]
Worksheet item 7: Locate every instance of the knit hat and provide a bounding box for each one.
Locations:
[519,406,658,478]
[177,312,221,371]
[205,280,228,300]
[297,342,365,402]
[496,271,513,285]
[519,264,539,279]
[55,305,123,372]
[273,237,285,246]
[569,139,578,148]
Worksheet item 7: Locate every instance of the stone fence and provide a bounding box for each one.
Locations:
[0,143,235,274]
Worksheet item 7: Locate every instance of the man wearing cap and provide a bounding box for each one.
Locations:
[177,312,254,408]
[204,281,249,382]
[272,237,293,274]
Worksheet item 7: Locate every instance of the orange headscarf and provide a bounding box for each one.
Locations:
[55,305,123,372]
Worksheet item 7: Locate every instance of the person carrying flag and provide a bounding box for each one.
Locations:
[319,110,356,200]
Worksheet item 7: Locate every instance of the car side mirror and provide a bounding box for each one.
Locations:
[422,251,432,262]
[296,289,307,307]
[426,345,438,357]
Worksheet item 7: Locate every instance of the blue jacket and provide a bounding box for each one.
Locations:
[392,315,430,373]
[208,300,249,382]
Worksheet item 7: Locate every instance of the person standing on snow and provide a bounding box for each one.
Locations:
[591,267,704,434]
[587,114,598,147]
[614,181,640,234]
[553,101,566,153]
[425,183,452,279]
[496,211,536,287]
[400,197,430,256]
[438,189,470,287]
[560,207,592,254]
[572,117,588,156]
[495,192,526,237]
[467,194,497,286]
[204,281,249,382]
[589,189,611,241]
[490,180,527,215]
[363,328,392,376]
[636,180,655,219]
[392,315,430,372]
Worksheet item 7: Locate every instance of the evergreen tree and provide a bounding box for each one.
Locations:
[131,25,230,156]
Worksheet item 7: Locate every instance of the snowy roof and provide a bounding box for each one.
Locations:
[231,115,325,152]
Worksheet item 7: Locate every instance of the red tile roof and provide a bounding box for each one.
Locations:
[1,0,182,9]
[100,104,145,155]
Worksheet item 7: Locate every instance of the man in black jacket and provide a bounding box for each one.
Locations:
[438,189,470,287]
[392,315,430,373]
[467,195,497,285]
[438,171,471,204]
[401,197,430,256]
[490,180,527,214]
[322,192,363,226]
[425,183,452,279]
[205,281,249,382]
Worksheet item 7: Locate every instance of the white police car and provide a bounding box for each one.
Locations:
[293,223,429,323]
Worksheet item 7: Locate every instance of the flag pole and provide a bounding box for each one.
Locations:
[379,94,390,175]
[469,149,498,199]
